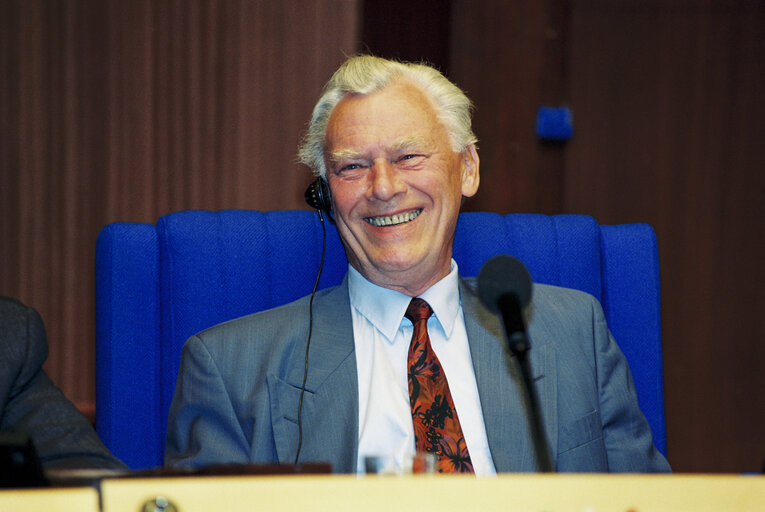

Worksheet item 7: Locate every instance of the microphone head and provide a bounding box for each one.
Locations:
[477,255,532,313]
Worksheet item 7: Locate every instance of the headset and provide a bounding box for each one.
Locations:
[294,177,332,464]
[304,177,333,223]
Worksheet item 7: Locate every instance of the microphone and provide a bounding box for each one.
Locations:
[477,254,532,356]
[477,255,553,472]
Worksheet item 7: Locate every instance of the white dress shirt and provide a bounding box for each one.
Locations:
[349,261,497,476]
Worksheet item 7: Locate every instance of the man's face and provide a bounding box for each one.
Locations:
[323,80,480,296]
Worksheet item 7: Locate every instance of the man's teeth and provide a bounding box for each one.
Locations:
[365,209,422,227]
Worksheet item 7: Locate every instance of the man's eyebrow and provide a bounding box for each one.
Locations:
[326,137,433,164]
[326,148,367,165]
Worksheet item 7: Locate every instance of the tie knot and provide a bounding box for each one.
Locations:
[405,298,433,323]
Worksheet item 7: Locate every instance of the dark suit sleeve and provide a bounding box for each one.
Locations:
[588,296,671,472]
[0,297,126,470]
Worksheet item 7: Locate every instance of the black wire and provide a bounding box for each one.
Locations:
[294,210,326,465]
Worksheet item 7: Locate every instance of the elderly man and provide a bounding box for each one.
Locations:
[165,55,670,474]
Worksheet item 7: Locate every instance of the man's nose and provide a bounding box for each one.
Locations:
[367,160,406,201]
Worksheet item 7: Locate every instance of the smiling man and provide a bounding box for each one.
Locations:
[165,55,670,475]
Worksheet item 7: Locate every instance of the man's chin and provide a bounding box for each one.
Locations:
[359,254,450,289]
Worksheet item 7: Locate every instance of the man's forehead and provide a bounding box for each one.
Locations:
[330,79,437,123]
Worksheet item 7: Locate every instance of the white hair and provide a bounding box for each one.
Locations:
[298,55,477,177]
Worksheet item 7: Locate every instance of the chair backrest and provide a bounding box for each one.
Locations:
[95,210,666,469]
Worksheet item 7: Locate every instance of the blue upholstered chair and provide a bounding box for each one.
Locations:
[95,210,666,469]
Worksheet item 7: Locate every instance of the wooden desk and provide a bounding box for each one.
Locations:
[0,486,99,512]
[100,473,765,512]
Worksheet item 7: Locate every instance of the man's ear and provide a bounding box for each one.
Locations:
[460,144,480,198]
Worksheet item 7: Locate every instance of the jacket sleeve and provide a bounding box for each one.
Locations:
[589,296,671,472]
[0,298,127,470]
[164,335,252,468]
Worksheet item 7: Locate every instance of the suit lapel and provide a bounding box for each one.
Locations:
[460,279,557,472]
[526,295,558,468]
[269,278,359,472]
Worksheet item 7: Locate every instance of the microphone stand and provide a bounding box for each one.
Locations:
[498,294,554,473]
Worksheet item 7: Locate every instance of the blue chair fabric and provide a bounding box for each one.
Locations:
[96,210,666,469]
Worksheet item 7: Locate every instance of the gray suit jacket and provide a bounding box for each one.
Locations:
[165,277,670,473]
[0,296,126,470]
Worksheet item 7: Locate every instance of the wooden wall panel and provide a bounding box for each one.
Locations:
[564,0,764,473]
[1,0,360,412]
[361,0,452,75]
[450,0,569,215]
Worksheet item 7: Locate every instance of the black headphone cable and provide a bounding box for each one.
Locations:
[294,209,327,464]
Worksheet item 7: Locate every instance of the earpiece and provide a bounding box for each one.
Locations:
[304,178,333,222]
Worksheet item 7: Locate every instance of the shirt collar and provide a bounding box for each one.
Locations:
[348,260,461,343]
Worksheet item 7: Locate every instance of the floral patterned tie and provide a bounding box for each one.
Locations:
[406,298,474,473]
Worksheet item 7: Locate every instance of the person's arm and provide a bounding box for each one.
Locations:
[0,298,127,470]
[164,334,252,468]
[589,296,671,472]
